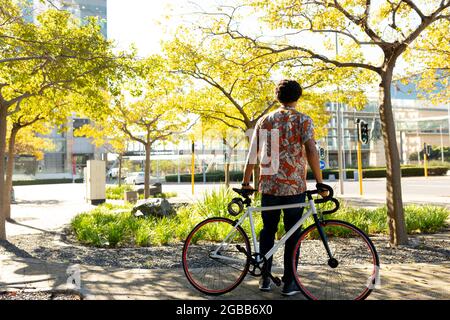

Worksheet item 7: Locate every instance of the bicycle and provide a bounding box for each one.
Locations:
[182,183,380,300]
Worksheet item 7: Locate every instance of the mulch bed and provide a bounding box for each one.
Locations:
[0,291,81,300]
[0,227,448,269]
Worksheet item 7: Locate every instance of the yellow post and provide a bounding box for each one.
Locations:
[424,153,428,178]
[357,141,363,195]
[191,141,195,195]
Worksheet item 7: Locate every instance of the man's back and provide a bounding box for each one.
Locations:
[256,106,314,196]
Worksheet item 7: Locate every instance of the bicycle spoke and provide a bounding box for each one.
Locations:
[294,221,378,300]
[183,218,250,294]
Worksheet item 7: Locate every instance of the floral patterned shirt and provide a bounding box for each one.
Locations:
[250,106,315,196]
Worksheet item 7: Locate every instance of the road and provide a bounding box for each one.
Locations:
[6,176,450,236]
[164,176,450,206]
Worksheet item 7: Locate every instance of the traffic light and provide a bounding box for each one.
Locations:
[424,143,432,157]
[357,119,370,144]
[319,147,325,160]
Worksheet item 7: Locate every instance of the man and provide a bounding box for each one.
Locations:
[242,79,325,296]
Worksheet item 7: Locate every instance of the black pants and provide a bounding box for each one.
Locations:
[260,193,306,283]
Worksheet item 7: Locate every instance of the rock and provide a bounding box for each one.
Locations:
[132,198,175,218]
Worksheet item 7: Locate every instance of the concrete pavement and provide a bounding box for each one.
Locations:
[2,177,449,300]
[7,183,93,237]
[1,254,449,300]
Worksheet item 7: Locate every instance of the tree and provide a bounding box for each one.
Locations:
[2,91,73,221]
[199,1,450,246]
[405,19,449,104]
[4,112,55,220]
[74,115,130,186]
[85,55,192,199]
[0,4,123,239]
[164,29,331,186]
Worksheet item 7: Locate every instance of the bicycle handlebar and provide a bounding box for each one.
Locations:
[306,183,333,202]
[231,183,340,216]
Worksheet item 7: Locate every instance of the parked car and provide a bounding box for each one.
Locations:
[125,172,146,185]
[107,167,128,179]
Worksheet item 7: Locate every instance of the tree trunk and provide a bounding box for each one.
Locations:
[118,153,123,187]
[224,163,230,187]
[144,144,151,199]
[379,67,408,246]
[4,126,18,221]
[0,105,7,240]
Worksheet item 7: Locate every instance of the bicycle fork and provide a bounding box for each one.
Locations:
[313,214,339,268]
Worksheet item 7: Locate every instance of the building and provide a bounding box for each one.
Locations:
[26,0,107,37]
[321,75,449,169]
[113,73,449,182]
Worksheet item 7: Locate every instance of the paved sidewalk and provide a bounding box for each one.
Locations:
[1,255,448,300]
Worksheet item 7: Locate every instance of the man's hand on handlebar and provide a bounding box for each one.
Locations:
[318,189,329,198]
[241,182,255,190]
[316,182,330,198]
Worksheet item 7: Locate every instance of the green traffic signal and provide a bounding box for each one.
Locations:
[357,119,370,145]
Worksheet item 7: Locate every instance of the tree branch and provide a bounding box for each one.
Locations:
[401,0,426,20]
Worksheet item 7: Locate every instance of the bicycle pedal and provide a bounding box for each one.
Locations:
[265,273,281,286]
[236,245,250,257]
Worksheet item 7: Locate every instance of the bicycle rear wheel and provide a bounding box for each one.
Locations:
[293,220,379,300]
[182,217,251,295]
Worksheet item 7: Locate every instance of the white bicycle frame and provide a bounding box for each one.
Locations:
[211,198,318,263]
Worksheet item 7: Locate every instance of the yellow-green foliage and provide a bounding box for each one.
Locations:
[71,188,449,248]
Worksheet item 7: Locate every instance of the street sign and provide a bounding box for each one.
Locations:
[319,160,326,170]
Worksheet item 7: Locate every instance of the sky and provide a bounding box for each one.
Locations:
[107,0,385,62]
[106,0,424,81]
[107,0,201,56]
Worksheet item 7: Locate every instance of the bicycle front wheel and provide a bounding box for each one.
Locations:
[293,220,379,300]
[182,217,251,295]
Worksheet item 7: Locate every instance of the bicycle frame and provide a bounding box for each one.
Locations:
[211,198,323,263]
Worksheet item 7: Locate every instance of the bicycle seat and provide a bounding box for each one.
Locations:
[232,188,256,198]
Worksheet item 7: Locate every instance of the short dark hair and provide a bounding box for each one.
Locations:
[276,80,302,104]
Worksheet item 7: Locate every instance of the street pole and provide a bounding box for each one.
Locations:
[202,121,206,184]
[424,152,428,178]
[156,158,159,183]
[337,102,345,194]
[424,143,428,178]
[357,140,363,195]
[440,125,444,163]
[335,33,345,194]
[191,141,195,195]
[177,149,180,184]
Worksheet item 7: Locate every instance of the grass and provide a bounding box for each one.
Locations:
[106,184,177,200]
[71,187,450,248]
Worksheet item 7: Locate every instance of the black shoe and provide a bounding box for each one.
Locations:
[281,280,301,296]
[259,277,272,292]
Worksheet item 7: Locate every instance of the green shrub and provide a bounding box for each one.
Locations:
[106,185,177,200]
[106,185,134,200]
[323,202,449,235]
[165,171,243,183]
[165,166,448,182]
[71,189,450,248]
[13,178,83,186]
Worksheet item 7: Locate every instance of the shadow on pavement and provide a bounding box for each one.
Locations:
[14,200,61,206]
